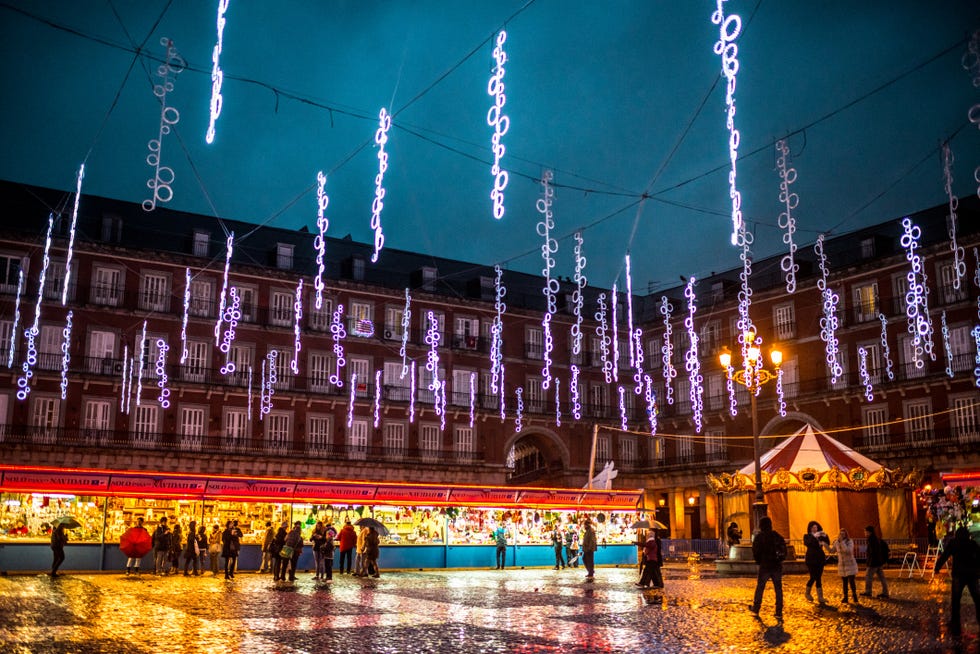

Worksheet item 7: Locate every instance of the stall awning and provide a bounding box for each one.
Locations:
[0,465,642,511]
[941,472,980,487]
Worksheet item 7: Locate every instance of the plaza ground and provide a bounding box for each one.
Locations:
[0,563,976,653]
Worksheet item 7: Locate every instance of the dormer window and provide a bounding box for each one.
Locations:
[276,243,294,270]
[193,230,210,257]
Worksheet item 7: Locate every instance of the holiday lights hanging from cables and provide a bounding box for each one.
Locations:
[625,255,636,367]
[942,311,954,378]
[438,383,447,432]
[571,365,582,421]
[59,311,72,400]
[400,288,412,379]
[469,372,476,429]
[370,107,390,263]
[329,304,347,387]
[942,143,966,291]
[120,344,128,412]
[725,359,738,417]
[346,372,356,428]
[374,369,382,428]
[775,139,799,293]
[291,278,303,375]
[710,0,744,245]
[425,311,444,426]
[488,29,509,220]
[155,338,171,409]
[633,328,645,396]
[858,347,873,402]
[247,365,253,422]
[205,0,229,144]
[260,350,278,419]
[490,265,506,393]
[972,325,980,388]
[683,277,704,433]
[659,297,677,405]
[537,169,557,390]
[215,232,234,346]
[611,284,619,382]
[596,293,613,383]
[17,215,53,401]
[554,377,561,427]
[570,231,587,416]
[900,217,936,368]
[314,171,329,310]
[618,385,628,431]
[515,386,524,433]
[963,30,980,199]
[7,269,22,368]
[218,287,241,375]
[63,166,83,305]
[143,38,184,212]
[135,321,147,408]
[736,226,755,376]
[776,367,787,417]
[879,314,895,381]
[498,362,506,422]
[180,268,190,364]
[644,374,658,436]
[815,235,842,383]
[125,352,135,415]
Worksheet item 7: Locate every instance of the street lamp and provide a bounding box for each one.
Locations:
[718,328,782,533]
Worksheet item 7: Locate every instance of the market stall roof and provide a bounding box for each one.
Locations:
[941,472,980,487]
[0,465,642,511]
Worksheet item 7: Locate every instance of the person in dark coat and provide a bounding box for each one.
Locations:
[802,520,830,603]
[338,521,357,574]
[284,521,304,581]
[861,525,889,598]
[749,516,786,620]
[726,522,743,547]
[934,526,980,637]
[551,525,566,570]
[183,520,200,576]
[635,531,664,589]
[364,526,381,578]
[152,517,172,575]
[50,523,68,577]
[221,520,242,579]
[270,523,288,582]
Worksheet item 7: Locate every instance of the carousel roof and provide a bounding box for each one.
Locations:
[738,424,882,476]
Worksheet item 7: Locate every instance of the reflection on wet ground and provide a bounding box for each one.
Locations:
[0,565,976,653]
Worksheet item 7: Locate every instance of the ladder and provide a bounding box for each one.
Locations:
[920,543,946,579]
[899,550,920,578]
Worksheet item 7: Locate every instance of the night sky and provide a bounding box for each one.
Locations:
[0,1,978,292]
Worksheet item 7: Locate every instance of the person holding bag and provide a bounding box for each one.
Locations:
[183,520,200,576]
[284,521,304,582]
[271,523,288,582]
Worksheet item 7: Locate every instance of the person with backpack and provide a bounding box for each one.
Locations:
[270,522,288,582]
[749,516,786,620]
[934,526,980,637]
[832,528,859,604]
[861,525,889,598]
[152,517,172,575]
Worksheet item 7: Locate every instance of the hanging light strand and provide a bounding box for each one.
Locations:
[143,38,184,212]
[683,277,704,433]
[775,139,799,293]
[62,165,84,305]
[537,169,557,390]
[370,108,390,262]
[7,269,23,368]
[596,293,613,383]
[329,304,347,387]
[490,265,506,393]
[17,215,54,400]
[205,0,229,144]
[59,311,73,400]
[879,313,895,381]
[400,288,412,378]
[815,235,842,383]
[660,297,677,405]
[313,171,329,309]
[710,0,744,244]
[487,29,509,220]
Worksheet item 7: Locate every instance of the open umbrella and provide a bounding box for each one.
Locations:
[119,527,153,558]
[354,517,389,537]
[631,519,668,530]
[51,516,81,529]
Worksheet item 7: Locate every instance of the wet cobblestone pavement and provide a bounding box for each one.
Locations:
[0,565,977,653]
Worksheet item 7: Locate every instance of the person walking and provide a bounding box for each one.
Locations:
[50,523,68,577]
[270,522,288,582]
[364,526,381,578]
[338,521,357,574]
[934,526,980,637]
[311,521,327,580]
[749,516,786,620]
[552,524,566,570]
[222,520,241,579]
[259,521,275,573]
[861,525,889,598]
[183,520,200,576]
[208,524,222,576]
[832,528,859,604]
[196,525,208,573]
[493,525,508,570]
[581,519,598,582]
[152,517,172,575]
[635,530,664,589]
[125,517,150,576]
[803,520,830,603]
[284,521,304,582]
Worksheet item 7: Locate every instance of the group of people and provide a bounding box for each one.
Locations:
[144,516,245,579]
[260,519,382,582]
[499,519,599,580]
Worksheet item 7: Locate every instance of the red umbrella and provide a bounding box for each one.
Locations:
[119,527,153,558]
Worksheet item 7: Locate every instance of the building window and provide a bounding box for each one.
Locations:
[266,413,290,452]
[237,286,256,323]
[454,316,480,349]
[352,256,365,281]
[590,336,604,368]
[189,278,213,317]
[860,237,875,259]
[0,320,13,362]
[38,325,62,371]
[700,320,722,355]
[649,436,665,464]
[951,396,979,443]
[451,369,472,406]
[271,348,294,391]
[421,266,437,291]
[227,344,252,386]
[480,372,498,410]
[132,404,159,443]
[590,383,609,418]
[308,415,333,454]
[898,335,926,380]
[417,365,443,405]
[309,351,335,393]
[192,230,210,257]
[595,435,610,463]
[139,272,170,312]
[677,434,694,460]
[890,273,907,317]
[224,408,249,449]
[526,377,544,412]
[857,342,883,384]
[829,349,849,390]
[526,328,544,360]
[851,282,878,323]
[101,215,123,242]
[383,421,406,454]
[949,325,974,372]
[781,358,799,398]
[618,339,631,371]
[383,306,405,340]
[419,423,440,460]
[0,254,24,294]
[706,375,723,411]
[773,303,795,340]
[179,407,206,449]
[454,426,475,459]
[862,405,888,447]
[92,266,123,306]
[705,428,726,461]
[269,290,293,327]
[349,357,370,398]
[903,400,933,444]
[45,260,73,301]
[937,261,968,306]
[308,295,333,332]
[183,341,209,383]
[619,437,636,466]
[383,361,411,402]
[276,243,294,270]
[348,419,369,460]
[82,400,112,436]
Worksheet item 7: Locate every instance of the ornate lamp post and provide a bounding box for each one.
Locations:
[719,329,782,533]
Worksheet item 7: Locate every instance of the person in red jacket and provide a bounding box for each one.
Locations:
[337,521,358,574]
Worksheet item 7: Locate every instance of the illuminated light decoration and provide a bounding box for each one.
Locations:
[125,355,135,416]
[369,107,391,263]
[260,350,278,419]
[644,375,658,436]
[725,362,738,417]
[964,30,980,197]
[143,38,184,212]
[878,314,895,381]
[659,297,677,405]
[611,283,619,382]
[313,171,329,310]
[214,232,234,346]
[900,217,936,369]
[490,265,506,393]
[625,255,636,367]
[180,268,190,364]
[632,327,645,396]
[596,293,613,383]
[7,269,22,367]
[373,369,382,428]
[247,366,253,421]
[487,29,509,220]
[205,0,229,144]
[135,321,147,408]
[438,383,447,432]
[942,311,954,378]
[155,338,171,409]
[683,277,704,433]
[775,139,800,293]
[776,367,787,416]
[815,235,843,383]
[536,169,558,390]
[975,248,980,324]
[291,278,303,375]
[469,372,476,429]
[972,326,980,388]
[18,216,54,401]
[218,287,241,375]
[571,232,587,357]
[424,311,444,425]
[711,0,744,244]
[570,365,582,420]
[120,344,128,412]
[62,165,83,305]
[352,319,375,338]
[409,360,417,423]
[59,311,72,400]
[399,288,412,378]
[942,143,966,290]
[554,377,561,427]
[259,361,266,421]
[618,386,628,431]
[328,304,347,387]
[858,347,874,402]
[735,224,755,377]
[515,386,524,433]
[498,363,506,422]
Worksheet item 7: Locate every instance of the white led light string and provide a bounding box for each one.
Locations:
[399,288,412,378]
[291,278,303,375]
[570,231,587,419]
[537,169,557,390]
[710,0,744,245]
[62,166,84,305]
[155,338,171,408]
[659,297,677,405]
[941,143,966,291]
[515,386,524,433]
[900,217,936,369]
[370,108,391,262]
[313,171,329,309]
[17,215,54,401]
[180,267,190,364]
[611,283,619,382]
[941,311,954,378]
[487,29,509,220]
[59,311,73,400]
[858,347,873,402]
[815,235,842,383]
[205,0,229,144]
[143,38,184,212]
[618,385,628,431]
[879,314,895,381]
[374,369,382,428]
[135,321,147,408]
[596,293,613,384]
[218,287,241,375]
[214,232,234,346]
[490,265,506,393]
[329,304,347,387]
[775,139,799,293]
[683,278,704,433]
[7,270,22,368]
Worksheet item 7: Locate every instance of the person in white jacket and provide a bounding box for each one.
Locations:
[831,528,859,604]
